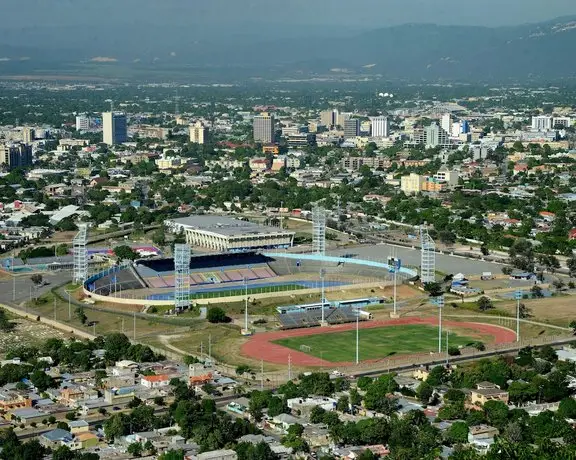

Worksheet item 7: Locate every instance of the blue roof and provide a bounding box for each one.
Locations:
[42,429,72,442]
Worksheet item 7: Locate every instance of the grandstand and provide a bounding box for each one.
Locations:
[134,252,278,289]
[276,306,367,329]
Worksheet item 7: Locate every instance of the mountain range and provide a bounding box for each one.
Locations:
[1,17,576,82]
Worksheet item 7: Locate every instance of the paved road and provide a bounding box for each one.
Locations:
[0,271,72,305]
[330,244,505,276]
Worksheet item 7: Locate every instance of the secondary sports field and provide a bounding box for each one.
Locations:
[273,324,476,362]
[241,317,517,366]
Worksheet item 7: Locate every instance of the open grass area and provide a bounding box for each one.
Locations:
[273,325,477,362]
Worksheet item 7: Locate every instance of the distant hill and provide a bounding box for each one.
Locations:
[1,17,576,81]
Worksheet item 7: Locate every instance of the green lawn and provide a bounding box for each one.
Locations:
[273,325,477,362]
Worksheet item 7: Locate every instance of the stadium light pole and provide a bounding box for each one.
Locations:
[393,264,397,316]
[244,277,249,332]
[320,269,326,325]
[437,295,444,354]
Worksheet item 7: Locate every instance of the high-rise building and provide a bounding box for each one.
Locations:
[21,127,35,144]
[425,123,450,148]
[531,116,553,132]
[400,173,425,194]
[441,113,452,135]
[370,116,389,138]
[320,109,338,128]
[76,115,91,131]
[190,121,208,144]
[102,112,127,145]
[253,112,275,144]
[344,118,360,138]
[0,143,33,170]
[337,112,351,128]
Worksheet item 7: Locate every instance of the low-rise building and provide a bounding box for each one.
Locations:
[470,388,509,406]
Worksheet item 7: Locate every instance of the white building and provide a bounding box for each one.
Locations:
[190,121,208,144]
[166,215,294,252]
[441,113,452,135]
[253,113,275,144]
[433,168,459,188]
[370,116,389,138]
[76,115,91,131]
[531,116,553,132]
[553,117,571,128]
[140,374,170,389]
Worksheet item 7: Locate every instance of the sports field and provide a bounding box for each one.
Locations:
[273,324,476,362]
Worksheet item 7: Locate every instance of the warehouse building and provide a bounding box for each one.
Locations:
[166,216,294,252]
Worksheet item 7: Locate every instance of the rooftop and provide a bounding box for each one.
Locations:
[169,215,293,237]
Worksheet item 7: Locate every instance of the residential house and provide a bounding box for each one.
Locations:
[39,429,74,449]
[468,425,499,452]
[470,388,509,406]
[141,374,171,389]
[196,449,238,460]
[68,420,90,434]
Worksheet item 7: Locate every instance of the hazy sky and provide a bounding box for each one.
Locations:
[4,0,576,28]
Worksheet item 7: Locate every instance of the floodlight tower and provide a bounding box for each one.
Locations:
[73,224,89,284]
[431,294,445,353]
[319,268,328,327]
[420,225,436,283]
[174,244,191,312]
[312,205,326,256]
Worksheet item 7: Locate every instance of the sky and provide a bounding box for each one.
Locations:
[3,0,576,29]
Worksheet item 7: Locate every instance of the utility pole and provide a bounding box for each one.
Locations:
[515,290,522,342]
[260,359,264,390]
[53,297,57,321]
[122,318,125,334]
[393,262,398,316]
[288,354,292,381]
[320,269,326,326]
[133,311,136,340]
[12,273,15,302]
[436,295,444,354]
[355,307,359,365]
[446,330,449,365]
[67,291,71,320]
[208,334,212,360]
[280,201,283,230]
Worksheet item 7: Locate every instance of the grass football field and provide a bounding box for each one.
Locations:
[273,324,477,362]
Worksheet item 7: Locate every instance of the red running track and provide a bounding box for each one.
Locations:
[240,317,516,367]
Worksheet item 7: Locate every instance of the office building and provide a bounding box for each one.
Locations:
[76,115,91,131]
[190,121,208,145]
[433,168,460,188]
[102,112,127,145]
[253,113,275,144]
[441,113,452,135]
[400,173,425,194]
[531,116,553,132]
[337,112,351,128]
[21,127,35,145]
[553,117,571,128]
[320,109,338,129]
[425,123,450,148]
[370,116,389,138]
[0,143,33,170]
[344,118,360,138]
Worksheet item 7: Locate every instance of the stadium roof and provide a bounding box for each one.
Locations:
[169,215,293,237]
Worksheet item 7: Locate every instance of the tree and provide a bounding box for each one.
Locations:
[416,381,433,405]
[30,274,43,286]
[104,413,129,440]
[158,450,185,460]
[51,445,75,460]
[426,366,448,386]
[424,282,444,297]
[30,370,56,392]
[104,333,132,361]
[570,320,576,335]
[75,306,87,325]
[336,395,350,413]
[483,400,509,429]
[518,303,532,319]
[477,296,493,311]
[558,397,576,419]
[113,245,138,262]
[501,266,513,276]
[127,442,144,457]
[531,285,544,298]
[0,308,15,332]
[309,405,326,424]
[446,421,469,445]
[207,307,228,323]
[152,228,166,247]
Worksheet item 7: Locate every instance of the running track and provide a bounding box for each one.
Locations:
[241,317,516,367]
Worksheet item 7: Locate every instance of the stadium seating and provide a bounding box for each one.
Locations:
[277,306,362,329]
